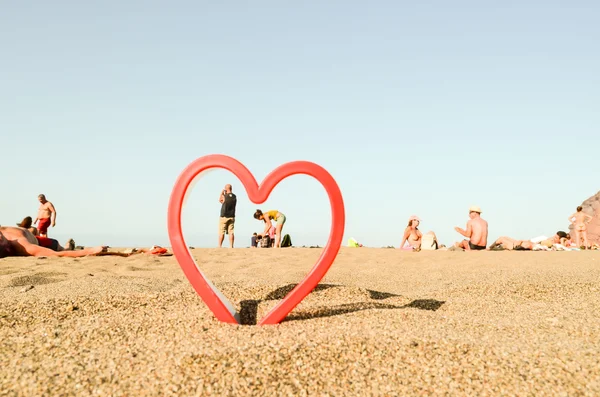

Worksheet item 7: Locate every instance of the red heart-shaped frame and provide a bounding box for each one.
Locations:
[167,154,345,325]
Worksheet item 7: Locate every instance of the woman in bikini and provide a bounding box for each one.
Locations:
[254,209,286,248]
[400,216,423,251]
[568,206,593,248]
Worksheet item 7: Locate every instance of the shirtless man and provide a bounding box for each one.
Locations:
[0,226,103,258]
[454,206,488,250]
[34,194,56,237]
[568,206,593,248]
[488,236,535,250]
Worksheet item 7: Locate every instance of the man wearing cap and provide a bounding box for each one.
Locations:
[454,206,488,250]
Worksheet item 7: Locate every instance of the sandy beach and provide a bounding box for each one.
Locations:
[1,248,599,396]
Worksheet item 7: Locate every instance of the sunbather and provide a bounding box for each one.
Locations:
[454,206,488,250]
[16,216,39,236]
[488,236,535,250]
[0,226,103,258]
[400,216,422,250]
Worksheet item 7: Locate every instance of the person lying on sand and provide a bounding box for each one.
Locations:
[0,226,103,258]
[16,216,39,236]
[561,233,576,248]
[488,236,535,251]
[532,231,568,248]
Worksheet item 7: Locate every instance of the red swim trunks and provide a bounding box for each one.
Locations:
[37,218,51,235]
[36,236,59,251]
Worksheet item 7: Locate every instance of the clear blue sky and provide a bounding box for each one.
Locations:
[1,1,598,248]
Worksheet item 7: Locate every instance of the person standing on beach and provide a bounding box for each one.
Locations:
[568,206,593,248]
[454,205,488,250]
[34,194,56,237]
[218,184,237,248]
[254,209,286,248]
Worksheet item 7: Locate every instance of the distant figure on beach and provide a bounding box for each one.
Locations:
[0,226,96,258]
[454,206,488,250]
[400,216,440,251]
[400,216,422,250]
[34,194,56,237]
[533,231,568,248]
[251,232,258,248]
[563,233,576,247]
[568,206,593,248]
[254,209,286,248]
[218,184,237,248]
[16,216,38,236]
[488,236,535,250]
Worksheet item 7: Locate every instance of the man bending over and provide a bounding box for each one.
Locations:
[454,206,488,250]
[0,226,103,258]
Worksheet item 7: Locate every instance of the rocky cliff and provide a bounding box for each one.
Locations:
[568,191,600,245]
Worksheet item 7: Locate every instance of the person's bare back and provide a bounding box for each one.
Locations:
[454,206,488,250]
[468,217,488,247]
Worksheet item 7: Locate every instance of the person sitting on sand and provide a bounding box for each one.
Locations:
[400,216,440,251]
[568,206,593,248]
[16,216,38,236]
[454,206,488,250]
[400,216,423,250]
[254,209,286,248]
[0,226,102,258]
[488,236,535,251]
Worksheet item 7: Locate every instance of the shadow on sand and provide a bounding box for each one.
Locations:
[239,283,445,325]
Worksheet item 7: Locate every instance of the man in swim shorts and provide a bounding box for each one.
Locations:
[454,206,488,250]
[34,194,57,237]
[0,226,102,258]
